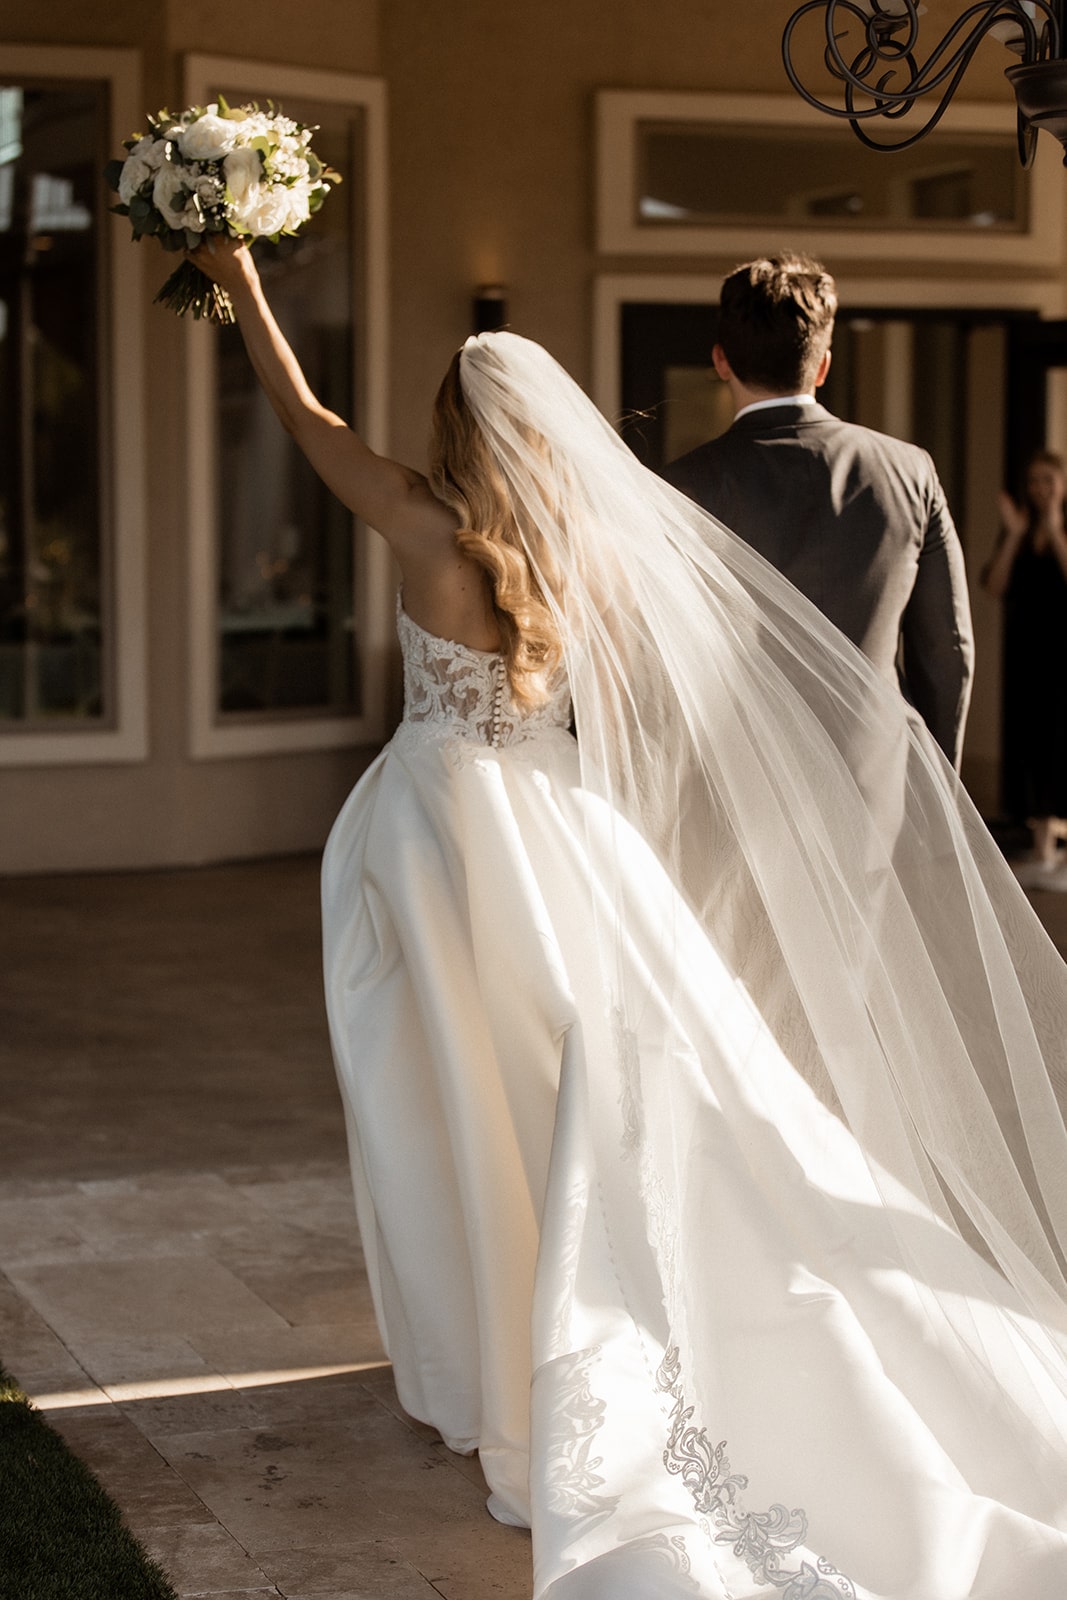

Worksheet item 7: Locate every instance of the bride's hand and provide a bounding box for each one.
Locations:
[186,235,258,296]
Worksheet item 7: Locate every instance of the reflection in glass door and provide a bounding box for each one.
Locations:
[0,81,109,728]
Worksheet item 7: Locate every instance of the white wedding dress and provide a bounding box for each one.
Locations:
[323,597,1067,1600]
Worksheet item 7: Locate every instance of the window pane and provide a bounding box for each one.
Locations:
[0,82,107,725]
[637,123,1024,232]
[215,96,363,719]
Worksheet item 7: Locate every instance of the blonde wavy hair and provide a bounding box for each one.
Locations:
[429,349,563,706]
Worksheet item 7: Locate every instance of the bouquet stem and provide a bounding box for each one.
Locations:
[154,259,236,325]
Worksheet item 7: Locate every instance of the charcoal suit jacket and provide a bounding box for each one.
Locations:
[665,401,974,768]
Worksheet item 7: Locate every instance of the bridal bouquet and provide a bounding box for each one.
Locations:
[105,97,340,323]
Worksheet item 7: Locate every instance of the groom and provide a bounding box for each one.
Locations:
[665,253,974,770]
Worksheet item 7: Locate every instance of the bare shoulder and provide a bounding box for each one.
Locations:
[371,465,457,548]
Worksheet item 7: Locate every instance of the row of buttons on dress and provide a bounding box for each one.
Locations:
[489,659,508,748]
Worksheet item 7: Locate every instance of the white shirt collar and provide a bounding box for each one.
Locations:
[733,393,818,422]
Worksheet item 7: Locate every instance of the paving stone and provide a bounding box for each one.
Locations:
[64,1175,279,1250]
[51,1411,215,1529]
[257,1541,439,1596]
[121,1384,263,1439]
[186,1322,385,1380]
[0,1192,99,1265]
[73,1332,218,1388]
[0,1272,88,1381]
[235,1178,362,1244]
[401,1523,532,1600]
[180,1592,281,1599]
[226,1264,372,1329]
[138,1521,274,1594]
[7,1256,291,1346]
[242,1372,388,1429]
[152,1420,393,1550]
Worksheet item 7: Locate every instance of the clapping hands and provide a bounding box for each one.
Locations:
[997,490,1029,542]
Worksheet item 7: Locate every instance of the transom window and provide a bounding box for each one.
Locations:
[636,123,1024,232]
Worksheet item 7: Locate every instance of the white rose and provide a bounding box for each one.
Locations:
[118,136,167,203]
[282,182,312,228]
[177,111,238,163]
[152,161,204,232]
[232,185,296,238]
[222,147,262,204]
[130,135,166,169]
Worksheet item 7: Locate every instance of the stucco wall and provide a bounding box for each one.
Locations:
[382,0,833,471]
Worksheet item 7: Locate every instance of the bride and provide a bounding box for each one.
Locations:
[195,239,1067,1599]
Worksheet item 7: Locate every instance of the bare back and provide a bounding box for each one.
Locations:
[383,477,502,653]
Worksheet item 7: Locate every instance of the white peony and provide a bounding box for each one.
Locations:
[119,156,154,203]
[222,147,262,204]
[118,136,166,203]
[152,160,205,233]
[177,109,239,162]
[131,134,166,168]
[283,182,313,227]
[232,184,298,238]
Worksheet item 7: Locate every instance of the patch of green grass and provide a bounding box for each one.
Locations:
[0,1360,179,1600]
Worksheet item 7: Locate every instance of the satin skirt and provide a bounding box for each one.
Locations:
[322,722,1067,1600]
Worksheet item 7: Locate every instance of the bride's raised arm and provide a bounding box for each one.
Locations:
[188,239,455,557]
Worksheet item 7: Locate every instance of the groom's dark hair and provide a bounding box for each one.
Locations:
[718,253,837,394]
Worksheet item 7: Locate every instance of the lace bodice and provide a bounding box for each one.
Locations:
[397,599,572,749]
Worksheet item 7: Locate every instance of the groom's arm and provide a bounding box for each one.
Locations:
[899,463,974,771]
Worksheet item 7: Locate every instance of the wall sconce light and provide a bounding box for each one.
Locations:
[472,284,509,334]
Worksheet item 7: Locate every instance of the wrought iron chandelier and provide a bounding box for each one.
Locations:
[781,1,1067,166]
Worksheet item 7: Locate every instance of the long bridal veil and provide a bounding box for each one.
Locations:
[458,332,1067,1590]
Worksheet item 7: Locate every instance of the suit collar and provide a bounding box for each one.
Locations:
[727,401,834,433]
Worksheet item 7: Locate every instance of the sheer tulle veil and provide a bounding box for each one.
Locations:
[457,330,1067,1497]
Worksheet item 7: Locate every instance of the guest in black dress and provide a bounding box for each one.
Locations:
[982,448,1067,887]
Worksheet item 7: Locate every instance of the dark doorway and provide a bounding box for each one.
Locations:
[1005,319,1067,492]
[617,298,1066,822]
[618,300,1041,532]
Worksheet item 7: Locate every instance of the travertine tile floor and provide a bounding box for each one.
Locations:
[0,859,531,1600]
[3,854,1067,1599]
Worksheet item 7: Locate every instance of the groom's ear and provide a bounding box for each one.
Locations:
[814,347,832,389]
[711,344,732,382]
